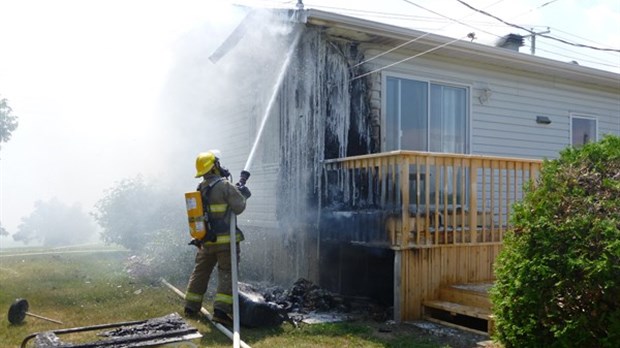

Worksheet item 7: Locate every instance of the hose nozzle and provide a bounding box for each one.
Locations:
[239,170,250,186]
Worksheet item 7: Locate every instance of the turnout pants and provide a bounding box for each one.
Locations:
[185,243,240,315]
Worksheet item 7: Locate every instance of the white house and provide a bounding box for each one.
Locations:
[212,7,619,330]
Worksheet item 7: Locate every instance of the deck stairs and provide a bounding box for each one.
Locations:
[422,282,494,336]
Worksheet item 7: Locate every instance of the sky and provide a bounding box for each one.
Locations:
[0,0,618,247]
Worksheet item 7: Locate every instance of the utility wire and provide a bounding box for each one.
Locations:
[502,0,618,65]
[539,33,620,64]
[549,27,620,60]
[508,0,560,21]
[339,0,616,78]
[401,0,502,38]
[551,26,620,50]
[352,35,466,80]
[456,0,620,52]
[306,4,451,22]
[528,45,620,69]
[350,0,505,69]
[521,39,619,67]
[399,0,615,65]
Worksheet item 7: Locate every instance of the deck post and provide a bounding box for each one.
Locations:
[400,156,410,248]
[470,160,479,243]
[394,249,402,323]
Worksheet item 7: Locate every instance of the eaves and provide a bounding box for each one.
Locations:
[300,9,620,91]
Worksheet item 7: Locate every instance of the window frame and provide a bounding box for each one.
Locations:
[381,71,472,154]
[570,113,598,147]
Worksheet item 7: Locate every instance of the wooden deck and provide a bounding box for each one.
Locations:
[322,151,542,249]
[397,244,501,321]
[321,151,541,322]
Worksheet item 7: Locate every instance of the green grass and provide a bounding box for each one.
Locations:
[1,247,448,347]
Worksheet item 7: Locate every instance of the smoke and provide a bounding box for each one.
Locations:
[0,1,298,250]
[139,7,308,284]
[110,6,306,284]
[159,8,301,189]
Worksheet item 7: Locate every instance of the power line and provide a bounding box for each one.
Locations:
[548,28,620,61]
[550,26,619,50]
[350,0,506,69]
[521,36,620,68]
[333,0,617,78]
[352,35,466,80]
[541,32,620,62]
[401,0,502,38]
[508,0,560,21]
[305,4,452,22]
[456,0,620,53]
[528,45,620,69]
[351,0,504,74]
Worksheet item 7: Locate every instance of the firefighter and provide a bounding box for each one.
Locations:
[184,150,251,326]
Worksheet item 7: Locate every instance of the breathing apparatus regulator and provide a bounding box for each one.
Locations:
[184,151,250,247]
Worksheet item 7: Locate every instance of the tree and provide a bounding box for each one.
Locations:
[13,198,98,247]
[92,175,194,282]
[0,97,19,149]
[92,175,185,251]
[0,223,8,237]
[491,135,620,348]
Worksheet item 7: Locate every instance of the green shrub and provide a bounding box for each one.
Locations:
[491,135,620,348]
[93,176,198,284]
[93,176,184,251]
[128,227,196,284]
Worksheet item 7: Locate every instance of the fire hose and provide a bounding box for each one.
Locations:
[229,212,241,348]
[231,170,250,348]
[160,277,250,348]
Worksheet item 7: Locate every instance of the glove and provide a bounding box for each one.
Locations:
[188,239,204,250]
[236,184,251,199]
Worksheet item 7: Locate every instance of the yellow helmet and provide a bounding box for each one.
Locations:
[195,151,218,178]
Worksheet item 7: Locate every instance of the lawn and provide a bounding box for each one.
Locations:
[0,246,465,347]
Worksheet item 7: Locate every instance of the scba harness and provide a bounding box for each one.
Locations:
[185,177,232,245]
[198,177,230,243]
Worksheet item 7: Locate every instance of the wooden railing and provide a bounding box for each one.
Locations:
[321,151,542,249]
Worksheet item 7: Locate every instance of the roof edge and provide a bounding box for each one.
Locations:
[302,9,619,89]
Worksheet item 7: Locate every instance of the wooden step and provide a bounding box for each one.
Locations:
[438,284,492,311]
[424,300,491,320]
[423,300,494,335]
[424,317,489,336]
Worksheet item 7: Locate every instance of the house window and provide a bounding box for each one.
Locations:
[384,75,470,207]
[385,75,469,153]
[571,114,597,147]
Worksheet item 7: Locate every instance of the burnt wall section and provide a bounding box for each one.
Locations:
[243,26,376,286]
[320,211,391,246]
[367,71,382,149]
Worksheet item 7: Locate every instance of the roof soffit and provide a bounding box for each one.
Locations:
[303,9,620,91]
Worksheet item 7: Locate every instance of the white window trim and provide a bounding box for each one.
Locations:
[381,71,472,154]
[570,113,598,146]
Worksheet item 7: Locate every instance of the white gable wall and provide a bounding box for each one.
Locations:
[365,47,620,160]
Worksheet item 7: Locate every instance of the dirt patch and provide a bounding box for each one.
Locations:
[252,278,491,347]
[366,320,490,348]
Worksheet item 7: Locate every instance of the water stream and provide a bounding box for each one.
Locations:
[243,26,302,172]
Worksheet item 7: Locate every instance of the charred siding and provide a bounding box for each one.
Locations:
[245,26,375,286]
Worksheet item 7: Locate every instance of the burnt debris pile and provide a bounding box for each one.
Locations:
[99,313,194,338]
[25,313,201,348]
[261,278,347,313]
[238,283,290,328]
[248,278,392,323]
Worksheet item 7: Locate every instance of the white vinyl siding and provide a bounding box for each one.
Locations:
[367,47,619,160]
